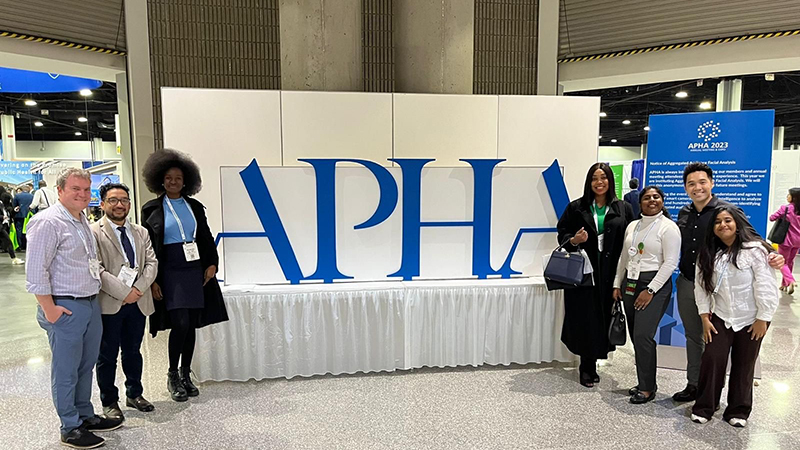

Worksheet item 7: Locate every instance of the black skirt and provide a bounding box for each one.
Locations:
[161,243,204,311]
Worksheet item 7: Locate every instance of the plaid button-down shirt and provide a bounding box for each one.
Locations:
[25,201,101,297]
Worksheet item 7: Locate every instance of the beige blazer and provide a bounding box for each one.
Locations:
[91,216,158,316]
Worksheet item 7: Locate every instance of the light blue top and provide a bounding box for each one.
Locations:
[163,196,196,245]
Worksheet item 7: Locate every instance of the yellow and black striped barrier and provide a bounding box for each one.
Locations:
[0,30,126,56]
[558,29,800,64]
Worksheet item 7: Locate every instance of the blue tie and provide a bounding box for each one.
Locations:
[118,226,136,267]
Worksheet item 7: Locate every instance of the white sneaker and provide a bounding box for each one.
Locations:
[11,258,24,265]
[691,414,709,424]
[728,418,747,428]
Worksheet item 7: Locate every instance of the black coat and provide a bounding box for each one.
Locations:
[556,198,634,359]
[142,195,228,337]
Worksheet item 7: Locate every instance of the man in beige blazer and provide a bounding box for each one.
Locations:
[91,183,158,420]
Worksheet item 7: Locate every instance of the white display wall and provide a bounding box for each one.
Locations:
[161,89,600,284]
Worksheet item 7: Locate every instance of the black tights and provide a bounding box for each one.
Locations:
[168,309,198,371]
[580,357,598,376]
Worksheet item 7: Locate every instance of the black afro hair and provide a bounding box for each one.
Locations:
[142,148,202,196]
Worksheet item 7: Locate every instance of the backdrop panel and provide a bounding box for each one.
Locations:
[281,91,394,167]
[392,94,499,165]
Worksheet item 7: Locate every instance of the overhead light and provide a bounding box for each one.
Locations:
[765,73,775,81]
[75,131,82,136]
[643,126,651,131]
[622,119,631,125]
[699,101,713,110]
[598,135,603,139]
[78,116,88,123]
[675,91,688,98]
[34,121,43,127]
[610,139,618,143]
[599,112,607,118]
[79,89,92,96]
[24,99,37,106]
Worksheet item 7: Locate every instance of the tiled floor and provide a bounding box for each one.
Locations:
[1,256,798,449]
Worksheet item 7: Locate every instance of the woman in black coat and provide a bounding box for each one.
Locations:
[141,148,228,402]
[556,162,634,387]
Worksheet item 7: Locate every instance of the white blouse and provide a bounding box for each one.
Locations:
[613,211,681,292]
[694,242,779,332]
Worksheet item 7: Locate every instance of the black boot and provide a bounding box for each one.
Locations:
[167,369,188,402]
[180,367,199,397]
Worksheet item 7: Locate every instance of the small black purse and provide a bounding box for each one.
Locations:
[608,300,627,346]
[543,236,594,291]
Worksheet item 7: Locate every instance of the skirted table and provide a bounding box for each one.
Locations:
[193,277,574,381]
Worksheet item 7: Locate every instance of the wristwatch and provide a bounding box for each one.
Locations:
[646,287,656,295]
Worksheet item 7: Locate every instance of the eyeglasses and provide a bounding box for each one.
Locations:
[105,198,131,206]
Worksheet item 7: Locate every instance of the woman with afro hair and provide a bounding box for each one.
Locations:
[141,148,228,402]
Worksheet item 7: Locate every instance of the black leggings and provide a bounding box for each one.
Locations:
[0,225,15,259]
[168,309,200,371]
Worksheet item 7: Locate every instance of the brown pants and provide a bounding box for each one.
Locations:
[692,314,766,421]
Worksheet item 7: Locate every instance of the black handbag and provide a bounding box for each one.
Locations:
[768,208,790,244]
[608,300,627,346]
[543,237,594,291]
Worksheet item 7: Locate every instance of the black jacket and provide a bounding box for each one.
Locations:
[141,195,228,337]
[556,198,634,359]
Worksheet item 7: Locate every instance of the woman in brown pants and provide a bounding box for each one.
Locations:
[691,206,778,427]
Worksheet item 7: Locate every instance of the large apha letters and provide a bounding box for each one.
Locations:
[231,158,568,284]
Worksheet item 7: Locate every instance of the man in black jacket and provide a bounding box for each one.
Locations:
[672,162,783,402]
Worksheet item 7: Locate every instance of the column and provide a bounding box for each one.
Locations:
[716,79,742,111]
[536,0,560,95]
[123,0,157,213]
[280,0,363,91]
[395,0,475,94]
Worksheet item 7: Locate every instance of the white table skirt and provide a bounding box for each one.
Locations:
[193,277,575,381]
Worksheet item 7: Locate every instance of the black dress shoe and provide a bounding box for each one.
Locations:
[630,390,656,404]
[628,386,640,396]
[672,384,698,402]
[81,414,123,432]
[167,369,188,402]
[126,396,155,412]
[102,402,124,420]
[180,367,200,397]
[61,428,104,449]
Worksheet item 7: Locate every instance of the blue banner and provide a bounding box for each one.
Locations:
[0,161,33,185]
[0,67,102,93]
[646,110,775,346]
[89,174,120,207]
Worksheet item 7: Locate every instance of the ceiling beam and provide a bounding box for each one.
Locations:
[559,35,800,92]
[0,37,125,82]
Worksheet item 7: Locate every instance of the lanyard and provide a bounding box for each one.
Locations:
[591,202,607,232]
[713,254,731,295]
[631,216,661,250]
[59,205,96,258]
[165,196,197,243]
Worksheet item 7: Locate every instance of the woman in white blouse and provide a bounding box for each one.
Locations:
[613,186,681,404]
[691,206,778,427]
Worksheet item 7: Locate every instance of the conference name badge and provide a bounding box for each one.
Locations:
[118,265,137,287]
[89,259,102,280]
[183,242,200,262]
